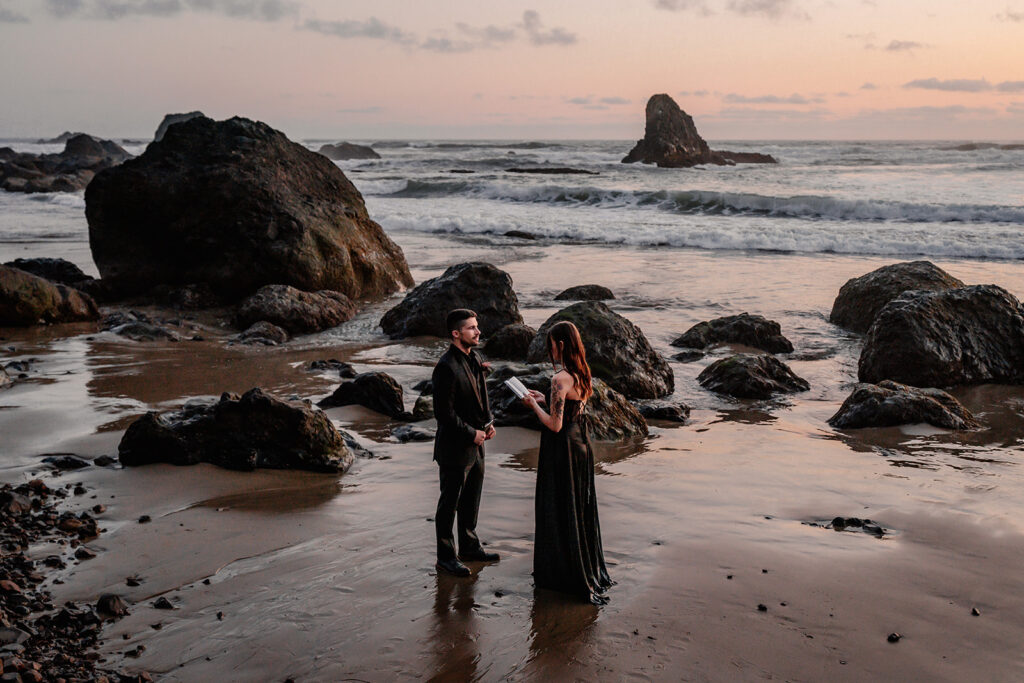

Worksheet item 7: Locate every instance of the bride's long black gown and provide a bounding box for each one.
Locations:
[534,397,612,604]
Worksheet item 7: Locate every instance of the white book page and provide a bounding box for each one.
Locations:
[504,377,529,399]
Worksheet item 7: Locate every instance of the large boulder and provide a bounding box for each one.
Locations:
[153,111,204,141]
[86,116,413,301]
[318,371,408,419]
[485,364,648,440]
[697,353,810,399]
[380,262,523,339]
[235,284,356,334]
[2,258,94,287]
[858,285,1024,387]
[1,134,131,193]
[829,380,979,430]
[526,301,673,399]
[622,94,776,168]
[0,265,100,326]
[671,313,793,354]
[483,323,536,360]
[317,142,380,160]
[830,261,965,333]
[554,284,614,301]
[118,388,355,472]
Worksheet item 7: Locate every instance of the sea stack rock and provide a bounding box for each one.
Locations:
[86,116,413,302]
[622,94,776,168]
[317,142,380,160]
[153,111,204,141]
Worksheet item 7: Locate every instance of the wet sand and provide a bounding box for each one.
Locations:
[3,232,1024,680]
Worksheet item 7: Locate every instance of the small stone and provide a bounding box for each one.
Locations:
[216,611,224,620]
[138,515,151,524]
[73,484,87,495]
[887,632,901,643]
[757,604,768,612]
[152,597,174,610]
[202,578,211,585]
[762,569,768,573]
[971,607,981,616]
[92,504,106,514]
[126,576,141,587]
[726,575,733,580]
[97,593,129,618]
[74,546,96,560]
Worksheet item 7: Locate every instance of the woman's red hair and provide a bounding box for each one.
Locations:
[546,321,593,403]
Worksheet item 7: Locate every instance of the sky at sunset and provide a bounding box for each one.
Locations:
[1,0,1022,140]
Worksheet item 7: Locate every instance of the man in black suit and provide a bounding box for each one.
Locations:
[432,308,499,576]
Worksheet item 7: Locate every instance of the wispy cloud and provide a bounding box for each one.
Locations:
[995,7,1024,21]
[0,1,28,22]
[564,95,630,110]
[654,0,805,18]
[885,39,926,52]
[44,0,300,21]
[723,93,823,104]
[520,10,576,45]
[678,90,711,97]
[302,17,415,45]
[997,81,1024,92]
[860,82,878,90]
[904,77,993,92]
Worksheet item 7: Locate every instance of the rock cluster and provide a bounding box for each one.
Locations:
[235,284,356,335]
[858,285,1024,387]
[380,262,523,338]
[317,142,380,160]
[622,94,777,168]
[672,313,793,354]
[0,265,100,326]
[698,353,810,399]
[830,261,964,333]
[86,115,413,302]
[119,388,356,472]
[829,380,979,430]
[526,301,673,399]
[1,134,131,193]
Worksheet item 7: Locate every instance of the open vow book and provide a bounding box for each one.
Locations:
[504,377,530,399]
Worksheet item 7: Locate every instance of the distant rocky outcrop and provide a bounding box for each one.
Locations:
[483,323,536,360]
[943,143,1024,152]
[317,142,380,160]
[554,285,614,301]
[1,134,131,193]
[672,313,793,354]
[698,353,809,399]
[622,94,777,168]
[0,265,100,326]
[505,167,597,175]
[153,111,204,142]
[486,364,648,440]
[235,284,356,334]
[118,388,357,472]
[36,131,87,144]
[830,261,965,333]
[318,371,409,419]
[829,380,979,430]
[526,301,673,399]
[858,285,1024,387]
[380,262,523,339]
[86,116,413,302]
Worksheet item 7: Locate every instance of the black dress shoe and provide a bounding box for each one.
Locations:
[435,558,471,576]
[459,549,500,563]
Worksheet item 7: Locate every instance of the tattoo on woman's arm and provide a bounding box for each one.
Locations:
[550,383,565,422]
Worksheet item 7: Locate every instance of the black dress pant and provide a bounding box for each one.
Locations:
[435,450,484,562]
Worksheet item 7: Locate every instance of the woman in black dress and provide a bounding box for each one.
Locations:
[522,321,612,605]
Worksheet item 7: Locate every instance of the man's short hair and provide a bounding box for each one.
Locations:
[446,308,477,334]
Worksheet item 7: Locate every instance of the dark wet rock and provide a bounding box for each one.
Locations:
[152,597,174,610]
[147,282,221,309]
[0,265,100,326]
[505,167,597,175]
[1,134,131,194]
[859,285,1024,387]
[107,321,180,342]
[757,604,768,612]
[887,633,901,643]
[972,607,981,616]
[412,379,433,394]
[317,142,380,160]
[830,261,965,333]
[483,323,536,360]
[234,284,356,335]
[829,380,979,430]
[94,455,117,466]
[412,394,434,421]
[622,94,777,168]
[672,313,793,354]
[697,353,810,399]
[74,547,96,560]
[526,301,673,399]
[672,349,705,363]
[153,111,204,141]
[634,400,691,423]
[86,115,413,302]
[1,258,93,288]
[41,454,90,470]
[118,388,356,472]
[318,371,407,419]
[486,364,648,440]
[828,517,885,536]
[36,131,87,144]
[233,321,289,346]
[309,359,357,378]
[0,491,31,515]
[380,262,523,339]
[504,230,537,240]
[554,284,614,301]
[392,424,435,442]
[138,515,151,523]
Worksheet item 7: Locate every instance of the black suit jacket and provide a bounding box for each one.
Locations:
[432,345,492,466]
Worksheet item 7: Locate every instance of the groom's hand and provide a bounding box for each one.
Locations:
[473,429,487,446]
[485,424,496,440]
